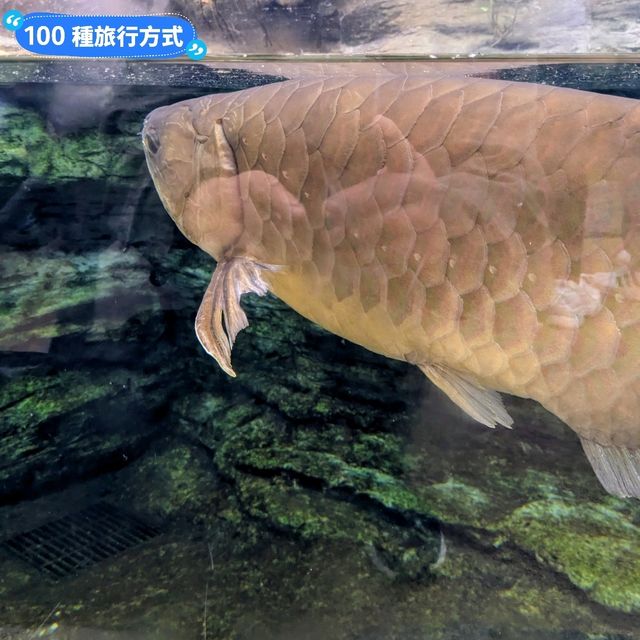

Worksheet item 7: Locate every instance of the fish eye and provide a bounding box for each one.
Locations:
[145,133,159,154]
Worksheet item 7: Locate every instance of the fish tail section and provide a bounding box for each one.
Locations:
[581,438,640,498]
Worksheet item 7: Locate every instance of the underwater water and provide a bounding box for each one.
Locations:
[1,59,640,640]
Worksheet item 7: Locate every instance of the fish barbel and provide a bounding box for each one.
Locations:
[143,74,640,498]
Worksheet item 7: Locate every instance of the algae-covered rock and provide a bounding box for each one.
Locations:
[0,242,207,501]
[173,387,441,579]
[0,104,139,183]
[3,437,637,640]
[503,500,640,613]
[116,438,220,522]
[0,364,169,500]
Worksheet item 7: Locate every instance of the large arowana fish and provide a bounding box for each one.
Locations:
[143,74,640,499]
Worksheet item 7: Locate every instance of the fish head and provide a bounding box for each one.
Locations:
[142,96,244,261]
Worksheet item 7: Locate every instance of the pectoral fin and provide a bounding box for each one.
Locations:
[580,438,640,498]
[195,258,276,377]
[418,363,514,429]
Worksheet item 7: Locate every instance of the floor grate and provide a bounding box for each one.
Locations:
[1,502,161,578]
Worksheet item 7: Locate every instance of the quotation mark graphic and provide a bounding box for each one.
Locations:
[185,38,207,60]
[3,9,24,31]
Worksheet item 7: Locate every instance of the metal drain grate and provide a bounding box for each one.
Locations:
[1,502,161,578]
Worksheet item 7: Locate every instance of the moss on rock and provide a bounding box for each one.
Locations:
[118,439,219,521]
[0,360,175,499]
[502,500,640,613]
[0,105,139,182]
[0,370,129,434]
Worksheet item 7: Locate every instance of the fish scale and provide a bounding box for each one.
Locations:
[143,73,640,498]
[229,77,629,426]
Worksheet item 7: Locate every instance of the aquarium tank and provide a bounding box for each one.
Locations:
[1,1,640,639]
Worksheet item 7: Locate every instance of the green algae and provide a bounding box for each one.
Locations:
[0,357,177,499]
[167,377,441,577]
[236,446,422,514]
[0,105,139,183]
[26,438,626,639]
[419,478,493,527]
[416,472,640,613]
[118,440,218,520]
[502,500,640,613]
[0,370,128,434]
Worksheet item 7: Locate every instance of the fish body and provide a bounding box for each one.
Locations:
[143,74,640,497]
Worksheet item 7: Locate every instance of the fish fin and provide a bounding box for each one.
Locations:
[580,438,640,498]
[195,257,275,377]
[418,363,514,429]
